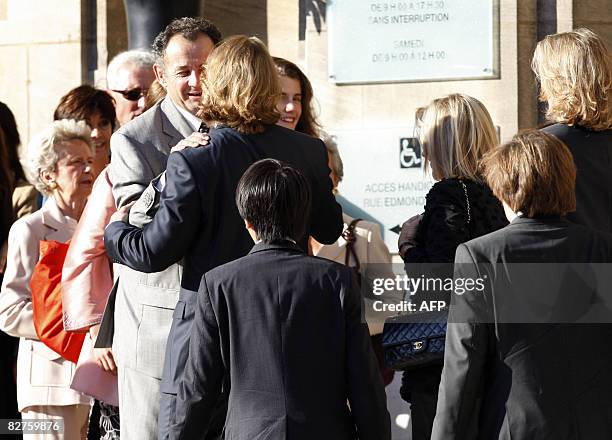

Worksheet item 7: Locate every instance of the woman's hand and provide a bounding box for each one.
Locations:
[171,132,210,153]
[108,201,135,224]
[89,324,117,375]
[93,347,117,375]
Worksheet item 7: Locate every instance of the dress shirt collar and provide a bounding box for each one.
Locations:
[170,98,203,133]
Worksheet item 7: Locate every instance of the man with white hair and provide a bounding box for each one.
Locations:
[106,50,155,126]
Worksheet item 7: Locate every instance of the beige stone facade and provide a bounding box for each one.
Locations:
[0,0,610,148]
[0,0,84,146]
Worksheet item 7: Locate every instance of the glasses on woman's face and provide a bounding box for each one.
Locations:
[112,87,147,101]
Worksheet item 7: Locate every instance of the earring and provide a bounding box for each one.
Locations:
[48,180,57,190]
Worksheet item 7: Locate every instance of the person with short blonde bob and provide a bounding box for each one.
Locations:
[0,119,94,439]
[432,129,612,440]
[532,28,612,233]
[103,34,343,438]
[397,94,508,440]
[418,93,499,182]
[199,35,281,133]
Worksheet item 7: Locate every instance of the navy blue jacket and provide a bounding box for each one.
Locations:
[170,241,391,440]
[104,124,343,394]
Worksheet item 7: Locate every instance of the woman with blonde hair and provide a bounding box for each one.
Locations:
[397,93,508,439]
[103,35,349,438]
[532,28,612,233]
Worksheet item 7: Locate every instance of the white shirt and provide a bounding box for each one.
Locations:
[155,99,204,192]
[171,98,203,132]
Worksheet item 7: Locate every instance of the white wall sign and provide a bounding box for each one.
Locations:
[328,0,498,84]
[331,128,433,253]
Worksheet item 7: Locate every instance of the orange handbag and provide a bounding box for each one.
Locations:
[30,240,85,363]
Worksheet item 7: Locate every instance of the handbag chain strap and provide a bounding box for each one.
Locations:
[343,218,363,270]
[460,180,471,225]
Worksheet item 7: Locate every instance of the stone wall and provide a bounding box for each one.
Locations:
[0,0,84,146]
[1,0,611,150]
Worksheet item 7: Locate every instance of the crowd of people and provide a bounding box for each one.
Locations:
[0,15,610,440]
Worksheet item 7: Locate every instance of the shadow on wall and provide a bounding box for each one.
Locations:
[203,0,268,44]
[299,0,326,40]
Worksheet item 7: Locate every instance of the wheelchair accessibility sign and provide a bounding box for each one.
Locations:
[399,137,422,169]
[329,128,433,252]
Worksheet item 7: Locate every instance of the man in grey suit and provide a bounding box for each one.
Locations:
[108,17,221,440]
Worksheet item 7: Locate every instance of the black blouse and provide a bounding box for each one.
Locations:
[404,178,508,264]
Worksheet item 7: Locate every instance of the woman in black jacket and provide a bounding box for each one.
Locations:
[432,130,612,440]
[398,94,508,439]
[532,28,612,233]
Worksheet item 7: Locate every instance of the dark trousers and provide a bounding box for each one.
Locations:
[401,365,443,440]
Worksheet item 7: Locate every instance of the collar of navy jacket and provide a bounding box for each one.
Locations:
[248,240,304,255]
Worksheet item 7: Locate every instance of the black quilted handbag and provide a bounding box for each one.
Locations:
[383,180,471,371]
[382,309,447,371]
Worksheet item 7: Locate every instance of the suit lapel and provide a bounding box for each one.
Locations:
[159,97,194,151]
[40,198,76,241]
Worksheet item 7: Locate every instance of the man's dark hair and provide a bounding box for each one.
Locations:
[152,17,222,61]
[236,159,311,243]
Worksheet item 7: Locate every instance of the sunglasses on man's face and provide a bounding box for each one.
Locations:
[112,87,147,101]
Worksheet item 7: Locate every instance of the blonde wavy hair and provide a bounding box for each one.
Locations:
[198,35,281,134]
[417,93,498,182]
[532,28,612,130]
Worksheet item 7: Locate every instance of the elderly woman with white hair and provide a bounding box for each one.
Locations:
[0,119,94,439]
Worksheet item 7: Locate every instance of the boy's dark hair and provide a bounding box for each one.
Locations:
[236,159,311,243]
[152,17,222,62]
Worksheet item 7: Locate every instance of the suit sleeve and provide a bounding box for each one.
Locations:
[104,151,201,273]
[109,131,157,208]
[309,139,343,244]
[343,268,391,440]
[0,220,39,339]
[170,275,224,440]
[431,244,490,440]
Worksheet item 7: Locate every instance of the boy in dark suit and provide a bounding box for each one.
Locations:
[170,159,391,440]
